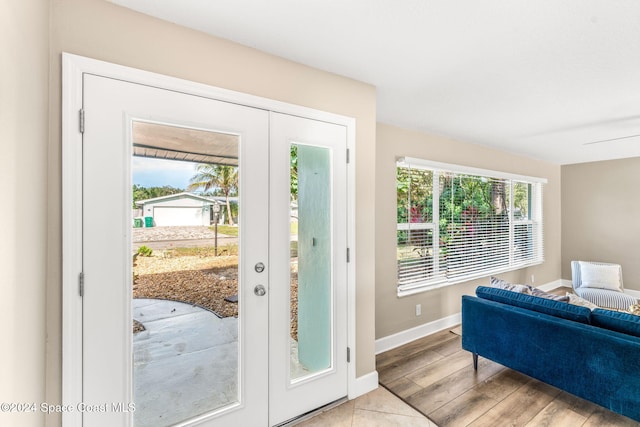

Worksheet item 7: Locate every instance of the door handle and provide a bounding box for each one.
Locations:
[254,285,266,296]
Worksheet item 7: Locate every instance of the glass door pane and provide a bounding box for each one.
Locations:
[289,143,332,381]
[130,121,240,426]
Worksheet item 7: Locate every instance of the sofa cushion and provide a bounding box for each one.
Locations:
[476,286,591,324]
[591,308,640,338]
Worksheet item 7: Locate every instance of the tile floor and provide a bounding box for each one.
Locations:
[295,386,437,427]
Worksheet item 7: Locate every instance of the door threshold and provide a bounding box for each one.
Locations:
[275,396,349,426]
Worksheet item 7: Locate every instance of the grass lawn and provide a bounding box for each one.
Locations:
[210,225,239,236]
[211,222,299,236]
[172,244,238,257]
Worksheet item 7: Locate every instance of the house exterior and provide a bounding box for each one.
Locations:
[135,192,235,227]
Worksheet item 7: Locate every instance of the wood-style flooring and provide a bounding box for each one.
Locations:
[377,326,640,427]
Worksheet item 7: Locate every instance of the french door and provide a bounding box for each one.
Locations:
[269,112,348,424]
[80,74,347,426]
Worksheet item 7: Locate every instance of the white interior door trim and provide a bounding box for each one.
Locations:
[62,52,358,427]
[61,53,84,427]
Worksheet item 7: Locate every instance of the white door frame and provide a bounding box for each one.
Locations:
[62,53,358,427]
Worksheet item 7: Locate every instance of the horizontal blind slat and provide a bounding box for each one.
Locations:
[396,163,544,292]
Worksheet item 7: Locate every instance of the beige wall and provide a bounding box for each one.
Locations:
[45,0,377,423]
[0,1,49,426]
[375,123,562,339]
[561,157,640,289]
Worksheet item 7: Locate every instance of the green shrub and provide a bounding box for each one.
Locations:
[137,245,153,257]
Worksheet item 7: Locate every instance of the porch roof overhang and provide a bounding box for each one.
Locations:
[132,121,239,166]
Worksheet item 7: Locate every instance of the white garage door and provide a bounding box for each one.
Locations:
[153,206,205,226]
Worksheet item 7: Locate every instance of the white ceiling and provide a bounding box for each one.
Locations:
[109,0,640,165]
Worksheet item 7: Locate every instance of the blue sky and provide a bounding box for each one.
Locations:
[133,157,197,189]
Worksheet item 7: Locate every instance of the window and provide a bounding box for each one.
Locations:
[396,157,546,296]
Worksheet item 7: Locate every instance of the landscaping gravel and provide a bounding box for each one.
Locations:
[134,254,240,318]
[133,252,299,338]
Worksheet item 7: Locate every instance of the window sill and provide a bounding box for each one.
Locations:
[397,281,451,297]
[397,260,544,298]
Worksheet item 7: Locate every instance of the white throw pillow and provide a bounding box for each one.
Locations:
[578,262,622,292]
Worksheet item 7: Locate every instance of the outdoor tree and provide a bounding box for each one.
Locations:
[396,167,433,224]
[132,184,183,208]
[290,145,298,201]
[397,168,517,263]
[188,164,238,225]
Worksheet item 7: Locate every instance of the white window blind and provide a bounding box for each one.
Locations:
[397,158,545,296]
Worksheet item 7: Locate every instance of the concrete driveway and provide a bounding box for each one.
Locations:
[132,225,237,251]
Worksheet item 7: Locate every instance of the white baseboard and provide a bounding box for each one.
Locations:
[349,370,378,399]
[538,279,567,291]
[375,312,461,355]
[624,289,640,298]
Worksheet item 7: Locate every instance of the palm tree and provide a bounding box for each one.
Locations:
[188,164,238,225]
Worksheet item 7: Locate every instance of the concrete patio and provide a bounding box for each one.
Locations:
[133,299,238,427]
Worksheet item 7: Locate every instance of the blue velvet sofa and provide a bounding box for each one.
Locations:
[462,286,640,422]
